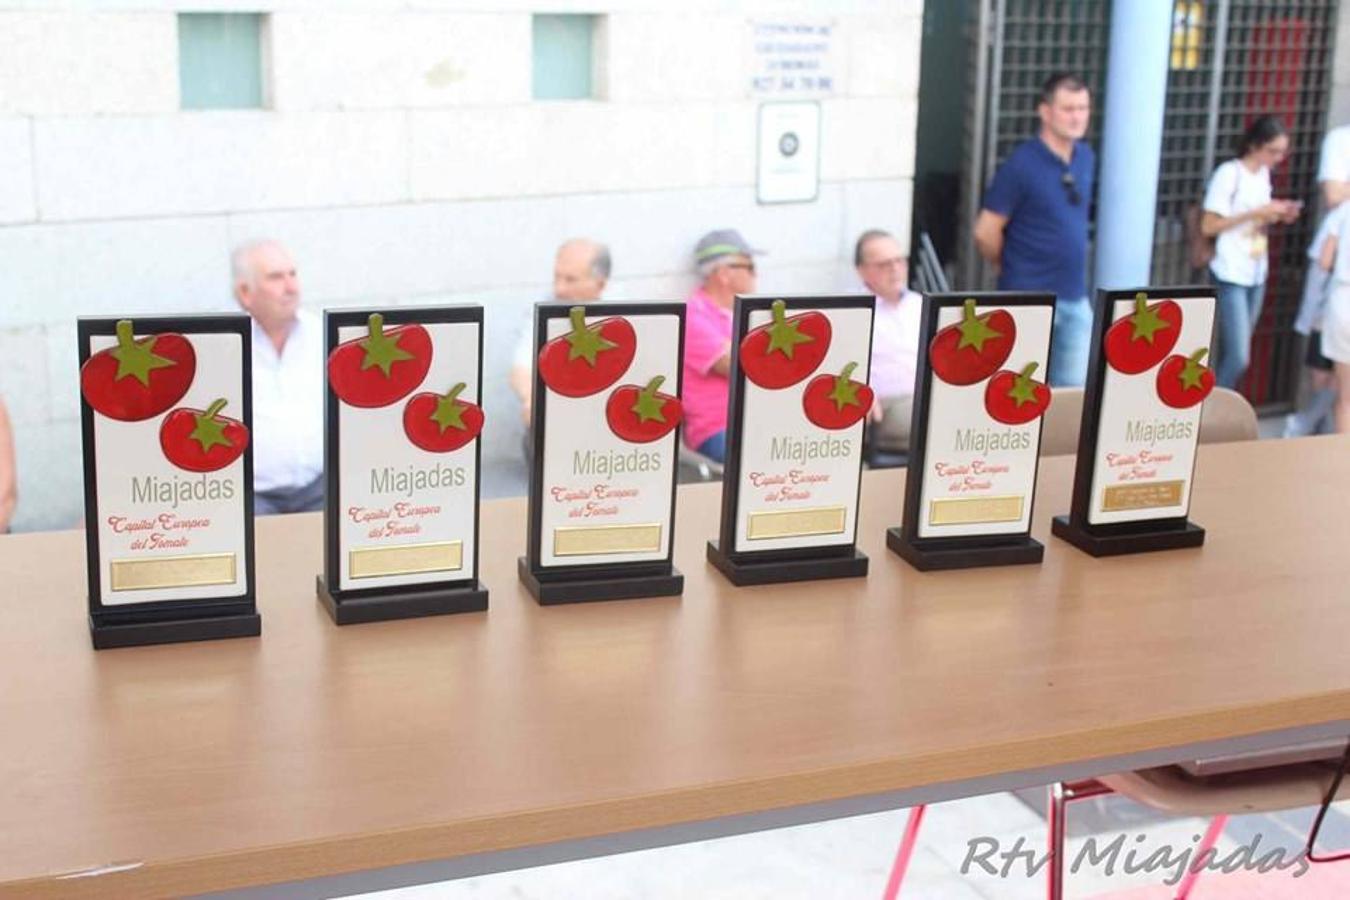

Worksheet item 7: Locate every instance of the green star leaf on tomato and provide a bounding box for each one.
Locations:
[826,362,864,410]
[605,376,683,443]
[159,398,250,473]
[110,320,177,387]
[403,382,485,453]
[984,362,1051,425]
[80,319,197,421]
[630,379,668,424]
[956,301,1003,352]
[328,314,434,408]
[359,313,416,376]
[188,399,235,453]
[1155,347,1215,410]
[764,300,815,359]
[1104,293,1182,375]
[564,306,620,366]
[738,300,832,389]
[802,362,874,430]
[537,307,637,397]
[430,384,469,433]
[929,299,1016,386]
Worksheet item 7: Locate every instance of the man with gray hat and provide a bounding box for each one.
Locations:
[682,229,761,462]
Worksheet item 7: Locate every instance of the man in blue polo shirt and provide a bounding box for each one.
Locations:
[975,72,1095,386]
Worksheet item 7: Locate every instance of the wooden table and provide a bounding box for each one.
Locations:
[3,437,1349,899]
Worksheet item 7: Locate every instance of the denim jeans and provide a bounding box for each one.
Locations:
[1049,295,1093,387]
[1213,278,1266,389]
[697,431,727,463]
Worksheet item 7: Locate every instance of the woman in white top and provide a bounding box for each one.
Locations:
[1317,206,1350,431]
[1201,116,1302,388]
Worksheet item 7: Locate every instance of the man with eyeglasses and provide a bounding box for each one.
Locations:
[855,229,922,452]
[974,71,1095,386]
[682,229,762,463]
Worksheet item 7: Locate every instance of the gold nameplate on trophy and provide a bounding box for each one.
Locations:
[110,553,238,592]
[553,523,663,556]
[348,541,463,579]
[1102,480,1185,513]
[746,506,847,540]
[928,495,1025,527]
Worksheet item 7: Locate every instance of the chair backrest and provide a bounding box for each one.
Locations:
[1039,387,1085,456]
[1197,387,1260,443]
[677,444,723,483]
[914,232,951,294]
[1038,386,1257,457]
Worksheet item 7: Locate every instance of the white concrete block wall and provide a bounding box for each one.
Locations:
[35,111,411,220]
[0,118,35,224]
[269,12,532,110]
[0,1,922,532]
[0,12,177,115]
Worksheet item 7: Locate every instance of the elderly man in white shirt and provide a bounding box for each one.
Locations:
[855,230,922,452]
[507,238,611,429]
[231,239,325,514]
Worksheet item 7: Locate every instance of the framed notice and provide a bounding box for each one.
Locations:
[887,293,1055,570]
[519,302,685,604]
[756,101,821,205]
[1053,287,1217,555]
[317,306,488,624]
[79,315,258,649]
[707,295,873,584]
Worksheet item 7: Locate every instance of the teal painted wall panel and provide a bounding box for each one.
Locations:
[179,13,263,110]
[532,14,594,100]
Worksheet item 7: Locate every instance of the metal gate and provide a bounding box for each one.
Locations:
[958,0,1113,290]
[1151,0,1340,406]
[958,0,1340,406]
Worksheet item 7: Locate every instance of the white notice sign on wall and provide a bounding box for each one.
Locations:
[757,101,820,205]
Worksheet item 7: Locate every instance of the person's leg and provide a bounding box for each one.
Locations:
[1213,279,1254,389]
[1048,296,1092,387]
[1337,363,1350,434]
[697,431,727,463]
[873,395,913,452]
[290,474,325,513]
[253,490,282,516]
[1283,333,1339,438]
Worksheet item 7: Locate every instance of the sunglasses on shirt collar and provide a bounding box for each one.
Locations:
[1061,171,1082,206]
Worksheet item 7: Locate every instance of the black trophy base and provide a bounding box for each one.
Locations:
[316,575,487,625]
[89,610,261,650]
[705,540,868,585]
[1051,515,1205,557]
[886,526,1044,571]
[517,557,683,605]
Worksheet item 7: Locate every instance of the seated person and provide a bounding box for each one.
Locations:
[508,238,611,429]
[854,230,922,451]
[231,240,325,515]
[682,229,761,463]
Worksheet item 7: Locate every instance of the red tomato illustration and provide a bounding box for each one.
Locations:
[605,376,682,443]
[1155,348,1215,410]
[801,362,874,430]
[402,382,485,453]
[1104,292,1182,375]
[983,362,1052,426]
[537,306,637,397]
[158,399,249,473]
[80,319,196,421]
[738,299,832,390]
[328,313,433,408]
[929,299,1016,386]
